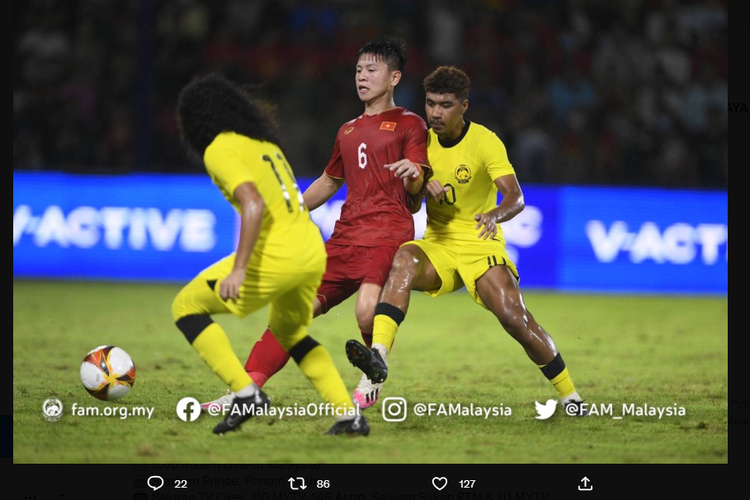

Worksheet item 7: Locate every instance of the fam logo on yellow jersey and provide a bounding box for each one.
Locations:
[344,126,355,135]
[454,165,472,184]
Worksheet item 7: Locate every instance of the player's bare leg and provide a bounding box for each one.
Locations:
[351,283,384,408]
[476,265,586,415]
[347,245,441,402]
[476,266,557,364]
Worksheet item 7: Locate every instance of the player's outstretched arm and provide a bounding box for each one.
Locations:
[474,174,525,240]
[303,173,345,211]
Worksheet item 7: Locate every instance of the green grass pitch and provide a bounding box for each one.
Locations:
[13,280,728,464]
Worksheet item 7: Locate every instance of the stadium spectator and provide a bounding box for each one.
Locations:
[681,64,727,134]
[13,0,728,188]
[545,59,597,130]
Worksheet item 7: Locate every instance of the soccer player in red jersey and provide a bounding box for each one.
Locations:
[201,36,430,411]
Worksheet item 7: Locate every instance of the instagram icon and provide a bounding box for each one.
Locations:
[382,397,408,422]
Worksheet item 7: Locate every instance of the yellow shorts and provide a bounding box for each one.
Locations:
[403,237,519,309]
[174,249,326,338]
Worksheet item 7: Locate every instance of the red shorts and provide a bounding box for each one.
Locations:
[316,243,399,314]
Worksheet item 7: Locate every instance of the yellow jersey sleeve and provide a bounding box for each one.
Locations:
[481,130,515,182]
[204,132,256,211]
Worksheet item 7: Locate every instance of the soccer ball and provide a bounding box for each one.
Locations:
[80,345,136,400]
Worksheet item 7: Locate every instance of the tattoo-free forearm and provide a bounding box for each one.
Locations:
[233,196,264,272]
[303,174,343,211]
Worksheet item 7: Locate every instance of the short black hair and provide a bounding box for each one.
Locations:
[423,66,471,101]
[176,73,281,161]
[357,36,407,72]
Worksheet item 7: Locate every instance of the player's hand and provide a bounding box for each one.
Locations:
[425,180,450,201]
[220,268,246,302]
[385,159,421,179]
[474,211,498,240]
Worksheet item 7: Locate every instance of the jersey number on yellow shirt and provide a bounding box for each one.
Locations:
[263,153,306,213]
[439,182,457,206]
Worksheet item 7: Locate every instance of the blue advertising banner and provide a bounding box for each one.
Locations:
[558,186,728,294]
[12,172,234,281]
[13,172,727,295]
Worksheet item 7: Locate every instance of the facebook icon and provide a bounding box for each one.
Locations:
[176,397,201,422]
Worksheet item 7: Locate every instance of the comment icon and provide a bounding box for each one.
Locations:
[147,475,165,491]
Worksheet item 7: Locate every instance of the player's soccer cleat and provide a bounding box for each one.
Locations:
[345,339,388,384]
[326,414,370,436]
[352,373,382,409]
[200,390,234,413]
[212,390,270,434]
[563,399,589,416]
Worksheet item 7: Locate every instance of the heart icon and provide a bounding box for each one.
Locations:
[432,477,447,491]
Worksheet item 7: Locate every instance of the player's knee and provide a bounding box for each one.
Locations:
[269,319,307,351]
[355,292,377,329]
[391,247,420,278]
[172,290,215,344]
[175,314,214,344]
[355,307,375,333]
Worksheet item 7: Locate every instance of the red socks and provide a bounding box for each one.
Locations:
[243,328,291,388]
[361,331,373,348]
[244,328,374,387]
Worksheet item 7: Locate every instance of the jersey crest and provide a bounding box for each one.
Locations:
[454,164,472,184]
[380,121,397,131]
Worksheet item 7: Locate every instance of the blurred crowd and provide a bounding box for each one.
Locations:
[14,0,727,188]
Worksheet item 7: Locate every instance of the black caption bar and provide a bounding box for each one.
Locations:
[9,463,737,499]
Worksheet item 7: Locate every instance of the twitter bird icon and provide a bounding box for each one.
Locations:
[535,399,558,420]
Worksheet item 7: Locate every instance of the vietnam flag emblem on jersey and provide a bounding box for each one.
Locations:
[380,121,397,131]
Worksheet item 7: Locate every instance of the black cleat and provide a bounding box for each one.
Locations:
[326,414,370,436]
[345,340,388,384]
[564,399,589,417]
[212,390,270,434]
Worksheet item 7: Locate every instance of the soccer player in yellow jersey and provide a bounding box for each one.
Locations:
[173,73,368,435]
[200,36,428,413]
[346,66,587,415]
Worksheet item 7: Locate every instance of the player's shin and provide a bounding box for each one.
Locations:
[176,316,253,393]
[288,336,356,417]
[538,352,580,401]
[371,302,405,354]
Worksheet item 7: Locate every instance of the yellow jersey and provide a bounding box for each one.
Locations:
[424,121,516,242]
[204,131,324,267]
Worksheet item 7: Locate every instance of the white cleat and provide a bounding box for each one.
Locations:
[352,373,383,410]
[200,390,234,413]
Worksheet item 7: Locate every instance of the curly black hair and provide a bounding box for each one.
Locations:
[423,66,471,101]
[357,36,407,72]
[176,73,281,161]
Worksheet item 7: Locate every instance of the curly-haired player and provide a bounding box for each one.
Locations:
[201,36,430,412]
[173,72,369,436]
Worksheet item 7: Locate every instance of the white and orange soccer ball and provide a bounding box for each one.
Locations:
[79,345,136,400]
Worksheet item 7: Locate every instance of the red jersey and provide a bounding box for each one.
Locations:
[324,107,429,247]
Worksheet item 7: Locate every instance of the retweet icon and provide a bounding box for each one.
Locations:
[535,399,557,420]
